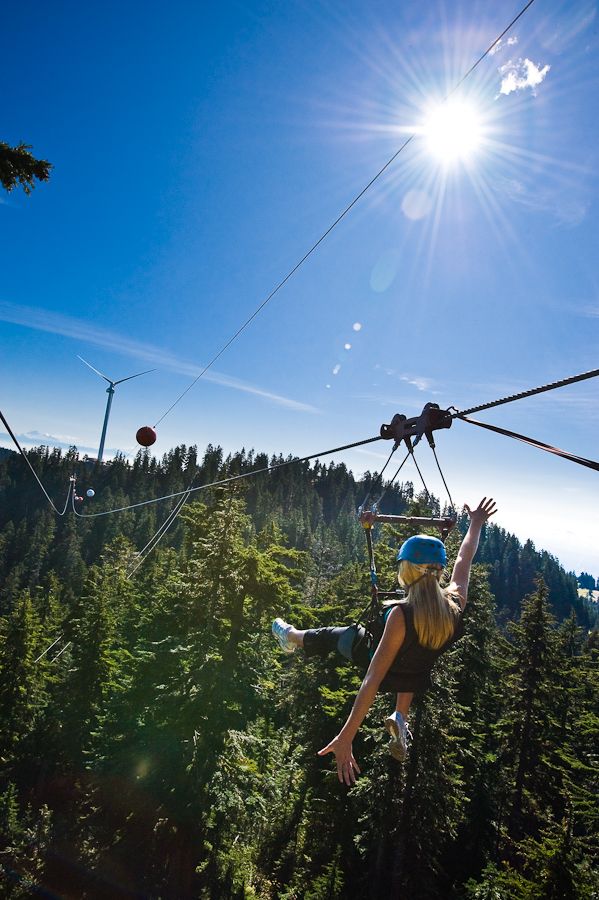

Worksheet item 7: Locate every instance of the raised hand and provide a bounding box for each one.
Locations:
[464,497,497,528]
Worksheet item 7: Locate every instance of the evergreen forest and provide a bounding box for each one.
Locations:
[0,444,597,899]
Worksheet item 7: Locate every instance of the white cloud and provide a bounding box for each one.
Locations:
[489,35,518,56]
[0,301,318,414]
[498,58,550,96]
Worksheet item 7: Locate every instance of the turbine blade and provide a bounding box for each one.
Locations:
[113,368,157,385]
[77,355,112,383]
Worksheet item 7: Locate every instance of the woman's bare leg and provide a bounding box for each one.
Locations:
[395,692,414,719]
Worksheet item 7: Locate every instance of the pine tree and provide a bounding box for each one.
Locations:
[0,593,45,773]
[498,580,562,844]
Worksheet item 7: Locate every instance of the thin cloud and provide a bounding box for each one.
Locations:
[498,58,550,96]
[540,3,596,52]
[494,176,587,227]
[353,447,396,461]
[352,392,427,411]
[0,301,318,414]
[0,429,127,456]
[489,35,518,56]
[400,374,434,392]
[376,367,437,394]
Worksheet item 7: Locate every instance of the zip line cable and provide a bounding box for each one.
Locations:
[431,445,455,511]
[71,433,384,518]
[1,1,546,521]
[126,490,192,578]
[451,367,599,418]
[5,362,599,527]
[16,364,597,625]
[133,440,438,578]
[0,408,73,516]
[127,492,191,578]
[374,450,411,508]
[409,451,432,504]
[33,634,63,664]
[4,363,599,528]
[50,641,71,664]
[447,0,537,96]
[153,0,538,428]
[138,442,404,579]
[359,442,400,510]
[457,414,599,472]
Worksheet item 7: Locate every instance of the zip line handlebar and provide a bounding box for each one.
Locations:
[365,514,457,528]
[359,510,457,535]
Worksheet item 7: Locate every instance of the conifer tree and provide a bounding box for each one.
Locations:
[0,593,45,773]
[498,580,562,843]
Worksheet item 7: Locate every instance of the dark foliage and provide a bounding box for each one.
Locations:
[0,444,596,897]
[0,141,52,194]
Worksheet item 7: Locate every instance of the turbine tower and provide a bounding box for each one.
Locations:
[78,356,155,462]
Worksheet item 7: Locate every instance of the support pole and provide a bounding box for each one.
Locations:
[97,385,115,463]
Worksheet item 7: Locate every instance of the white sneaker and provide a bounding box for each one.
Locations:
[272,618,296,654]
[385,711,411,761]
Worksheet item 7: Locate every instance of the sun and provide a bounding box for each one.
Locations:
[422,99,484,165]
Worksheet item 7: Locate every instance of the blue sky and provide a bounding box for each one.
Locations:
[1,0,598,574]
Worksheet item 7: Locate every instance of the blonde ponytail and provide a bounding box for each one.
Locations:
[398,559,461,650]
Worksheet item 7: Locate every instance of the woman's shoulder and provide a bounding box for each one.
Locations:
[384,603,408,630]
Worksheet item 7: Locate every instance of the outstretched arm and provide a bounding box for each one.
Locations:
[318,606,406,785]
[449,497,497,610]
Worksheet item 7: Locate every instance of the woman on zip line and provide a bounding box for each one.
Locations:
[272,497,497,784]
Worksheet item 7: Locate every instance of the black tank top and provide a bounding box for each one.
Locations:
[378,599,464,694]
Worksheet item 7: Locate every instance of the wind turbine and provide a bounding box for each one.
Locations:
[78,356,155,462]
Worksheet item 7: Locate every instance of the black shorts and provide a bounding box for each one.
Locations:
[302,624,431,694]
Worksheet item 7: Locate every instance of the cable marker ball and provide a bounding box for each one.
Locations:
[86,489,95,498]
[136,426,157,447]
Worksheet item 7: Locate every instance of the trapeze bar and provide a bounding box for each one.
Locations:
[370,514,455,528]
[359,510,456,531]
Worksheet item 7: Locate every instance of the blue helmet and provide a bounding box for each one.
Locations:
[397,534,447,567]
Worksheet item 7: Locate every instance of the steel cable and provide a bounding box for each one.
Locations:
[154,0,538,427]
[0,408,74,516]
[72,433,383,518]
[452,367,599,418]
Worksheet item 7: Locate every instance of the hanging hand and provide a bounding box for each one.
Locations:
[318,734,361,786]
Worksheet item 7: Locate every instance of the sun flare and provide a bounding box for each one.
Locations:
[422,99,483,164]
